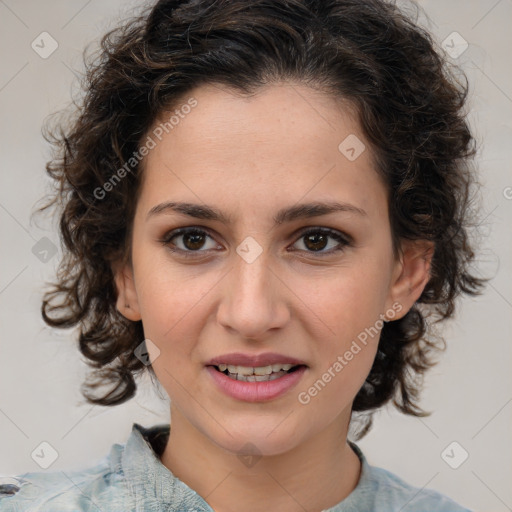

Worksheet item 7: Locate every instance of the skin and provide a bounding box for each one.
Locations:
[114,81,433,512]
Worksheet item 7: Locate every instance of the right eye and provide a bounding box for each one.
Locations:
[159,227,221,258]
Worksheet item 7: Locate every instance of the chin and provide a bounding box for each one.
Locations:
[205,417,306,458]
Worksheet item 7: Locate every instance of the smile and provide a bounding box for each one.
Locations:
[206,364,308,402]
[215,363,301,382]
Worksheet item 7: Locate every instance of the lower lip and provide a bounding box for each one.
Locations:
[206,365,307,402]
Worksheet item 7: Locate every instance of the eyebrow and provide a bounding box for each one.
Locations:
[146,200,367,225]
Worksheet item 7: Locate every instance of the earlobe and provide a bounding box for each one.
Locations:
[113,263,142,321]
[386,240,434,320]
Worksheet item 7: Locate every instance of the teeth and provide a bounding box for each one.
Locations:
[219,363,294,376]
[235,371,288,382]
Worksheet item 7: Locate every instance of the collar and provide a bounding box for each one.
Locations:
[120,422,374,511]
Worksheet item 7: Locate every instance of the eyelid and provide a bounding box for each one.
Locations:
[159,227,222,253]
[159,225,352,258]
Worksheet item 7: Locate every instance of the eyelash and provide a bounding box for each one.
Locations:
[159,226,352,259]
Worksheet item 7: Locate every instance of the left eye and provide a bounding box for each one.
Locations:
[292,228,350,254]
[160,227,351,258]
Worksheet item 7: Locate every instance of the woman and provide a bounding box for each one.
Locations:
[0,0,486,510]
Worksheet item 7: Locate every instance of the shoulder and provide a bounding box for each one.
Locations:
[344,443,473,512]
[366,464,471,511]
[0,444,133,512]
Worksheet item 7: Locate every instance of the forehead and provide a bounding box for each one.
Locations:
[137,82,388,223]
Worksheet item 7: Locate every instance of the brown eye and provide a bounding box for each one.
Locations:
[291,228,351,255]
[161,227,219,256]
[303,232,329,251]
[181,230,207,250]
[159,226,351,259]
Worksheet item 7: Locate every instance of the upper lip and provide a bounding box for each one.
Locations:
[206,352,307,367]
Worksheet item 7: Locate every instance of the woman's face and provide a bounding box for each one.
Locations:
[115,82,431,456]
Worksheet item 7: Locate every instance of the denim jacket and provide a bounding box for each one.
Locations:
[0,422,471,511]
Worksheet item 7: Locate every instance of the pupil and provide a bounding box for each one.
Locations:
[184,232,205,250]
[305,233,327,251]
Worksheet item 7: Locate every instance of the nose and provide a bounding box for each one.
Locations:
[216,249,290,340]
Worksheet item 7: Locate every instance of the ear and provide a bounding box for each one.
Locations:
[112,261,142,321]
[385,239,434,321]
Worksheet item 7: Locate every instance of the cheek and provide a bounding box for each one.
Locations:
[134,249,210,332]
[299,348,377,415]
[133,257,226,379]
[136,265,207,391]
[294,264,389,340]
[291,267,386,386]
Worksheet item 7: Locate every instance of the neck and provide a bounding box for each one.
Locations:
[159,406,361,512]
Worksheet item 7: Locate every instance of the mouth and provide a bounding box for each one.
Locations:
[209,363,306,382]
[205,361,308,402]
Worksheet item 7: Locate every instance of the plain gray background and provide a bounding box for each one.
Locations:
[0,1,510,511]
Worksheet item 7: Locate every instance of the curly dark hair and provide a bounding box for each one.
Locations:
[36,0,488,438]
